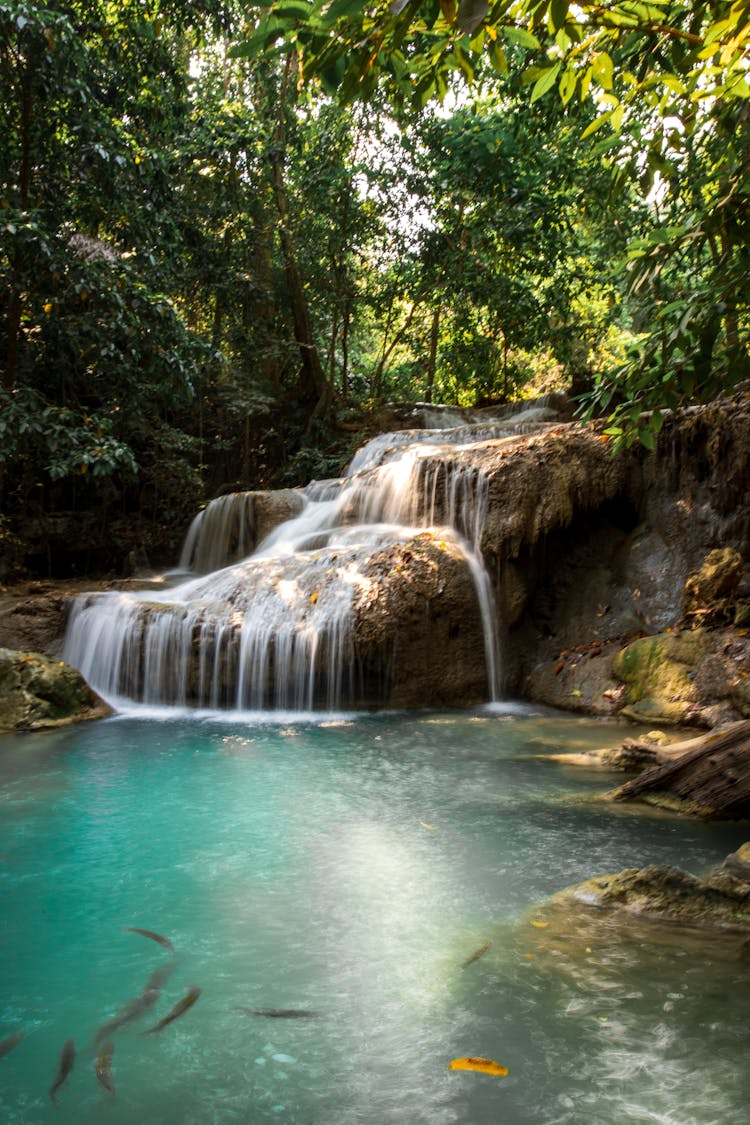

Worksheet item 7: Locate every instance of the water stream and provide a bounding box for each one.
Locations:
[1,709,748,1124]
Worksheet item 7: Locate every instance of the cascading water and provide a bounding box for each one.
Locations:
[64,404,561,712]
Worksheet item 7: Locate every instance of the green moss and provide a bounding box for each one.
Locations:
[612,631,710,723]
[0,647,108,732]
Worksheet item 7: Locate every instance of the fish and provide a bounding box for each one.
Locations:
[0,1031,25,1058]
[236,1007,321,1019]
[123,927,175,952]
[49,1038,75,1102]
[449,1056,509,1077]
[461,939,491,969]
[143,985,201,1034]
[93,962,176,1045]
[95,1038,116,1096]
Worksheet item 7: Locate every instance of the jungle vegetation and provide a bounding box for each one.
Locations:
[1,1,748,573]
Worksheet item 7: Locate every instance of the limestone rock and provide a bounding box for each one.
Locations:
[684,547,744,623]
[352,532,489,708]
[0,587,71,657]
[525,642,624,717]
[612,632,706,725]
[561,862,750,930]
[0,647,110,732]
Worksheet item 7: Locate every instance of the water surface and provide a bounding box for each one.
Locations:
[1,707,747,1123]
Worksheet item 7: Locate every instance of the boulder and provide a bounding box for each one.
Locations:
[558,858,750,931]
[66,532,490,710]
[0,647,110,732]
[525,641,624,717]
[352,532,489,707]
[612,631,707,726]
[610,629,750,727]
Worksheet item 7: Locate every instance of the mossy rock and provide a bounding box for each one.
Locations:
[612,631,710,724]
[563,862,750,930]
[0,647,110,732]
[684,548,743,609]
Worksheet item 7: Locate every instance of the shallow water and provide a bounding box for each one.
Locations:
[1,706,748,1124]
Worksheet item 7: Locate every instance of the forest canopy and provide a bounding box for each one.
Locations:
[1,0,748,574]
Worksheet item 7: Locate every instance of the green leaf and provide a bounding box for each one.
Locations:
[322,0,368,20]
[558,66,576,106]
[530,63,560,103]
[581,109,613,139]
[591,51,613,91]
[274,1,314,18]
[638,424,656,451]
[503,26,540,50]
[489,42,508,76]
[549,0,569,32]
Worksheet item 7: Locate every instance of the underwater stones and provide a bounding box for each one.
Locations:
[0,647,110,731]
[560,859,750,931]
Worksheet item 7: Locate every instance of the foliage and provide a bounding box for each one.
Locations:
[1,0,748,576]
[233,0,750,442]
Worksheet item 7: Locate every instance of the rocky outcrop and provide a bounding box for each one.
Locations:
[524,626,750,727]
[0,584,71,657]
[555,845,750,931]
[0,647,111,731]
[456,390,750,722]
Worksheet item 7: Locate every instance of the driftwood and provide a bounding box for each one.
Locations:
[612,720,750,819]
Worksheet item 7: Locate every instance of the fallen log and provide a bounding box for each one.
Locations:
[610,719,750,819]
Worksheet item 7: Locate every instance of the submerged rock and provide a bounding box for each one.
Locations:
[558,855,750,931]
[0,647,110,732]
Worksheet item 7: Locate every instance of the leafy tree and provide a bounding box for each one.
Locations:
[234,0,750,441]
[0,1,214,565]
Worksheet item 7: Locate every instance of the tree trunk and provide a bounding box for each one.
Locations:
[424,303,440,403]
[612,720,750,819]
[268,55,332,421]
[4,69,33,391]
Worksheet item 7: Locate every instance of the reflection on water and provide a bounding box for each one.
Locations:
[0,709,748,1124]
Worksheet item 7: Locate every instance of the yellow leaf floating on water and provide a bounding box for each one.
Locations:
[530,920,548,928]
[419,821,437,831]
[310,592,318,604]
[449,1057,509,1077]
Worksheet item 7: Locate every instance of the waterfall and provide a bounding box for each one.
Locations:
[64,403,562,712]
[178,492,256,574]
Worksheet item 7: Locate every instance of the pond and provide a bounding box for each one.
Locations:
[1,705,747,1124]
